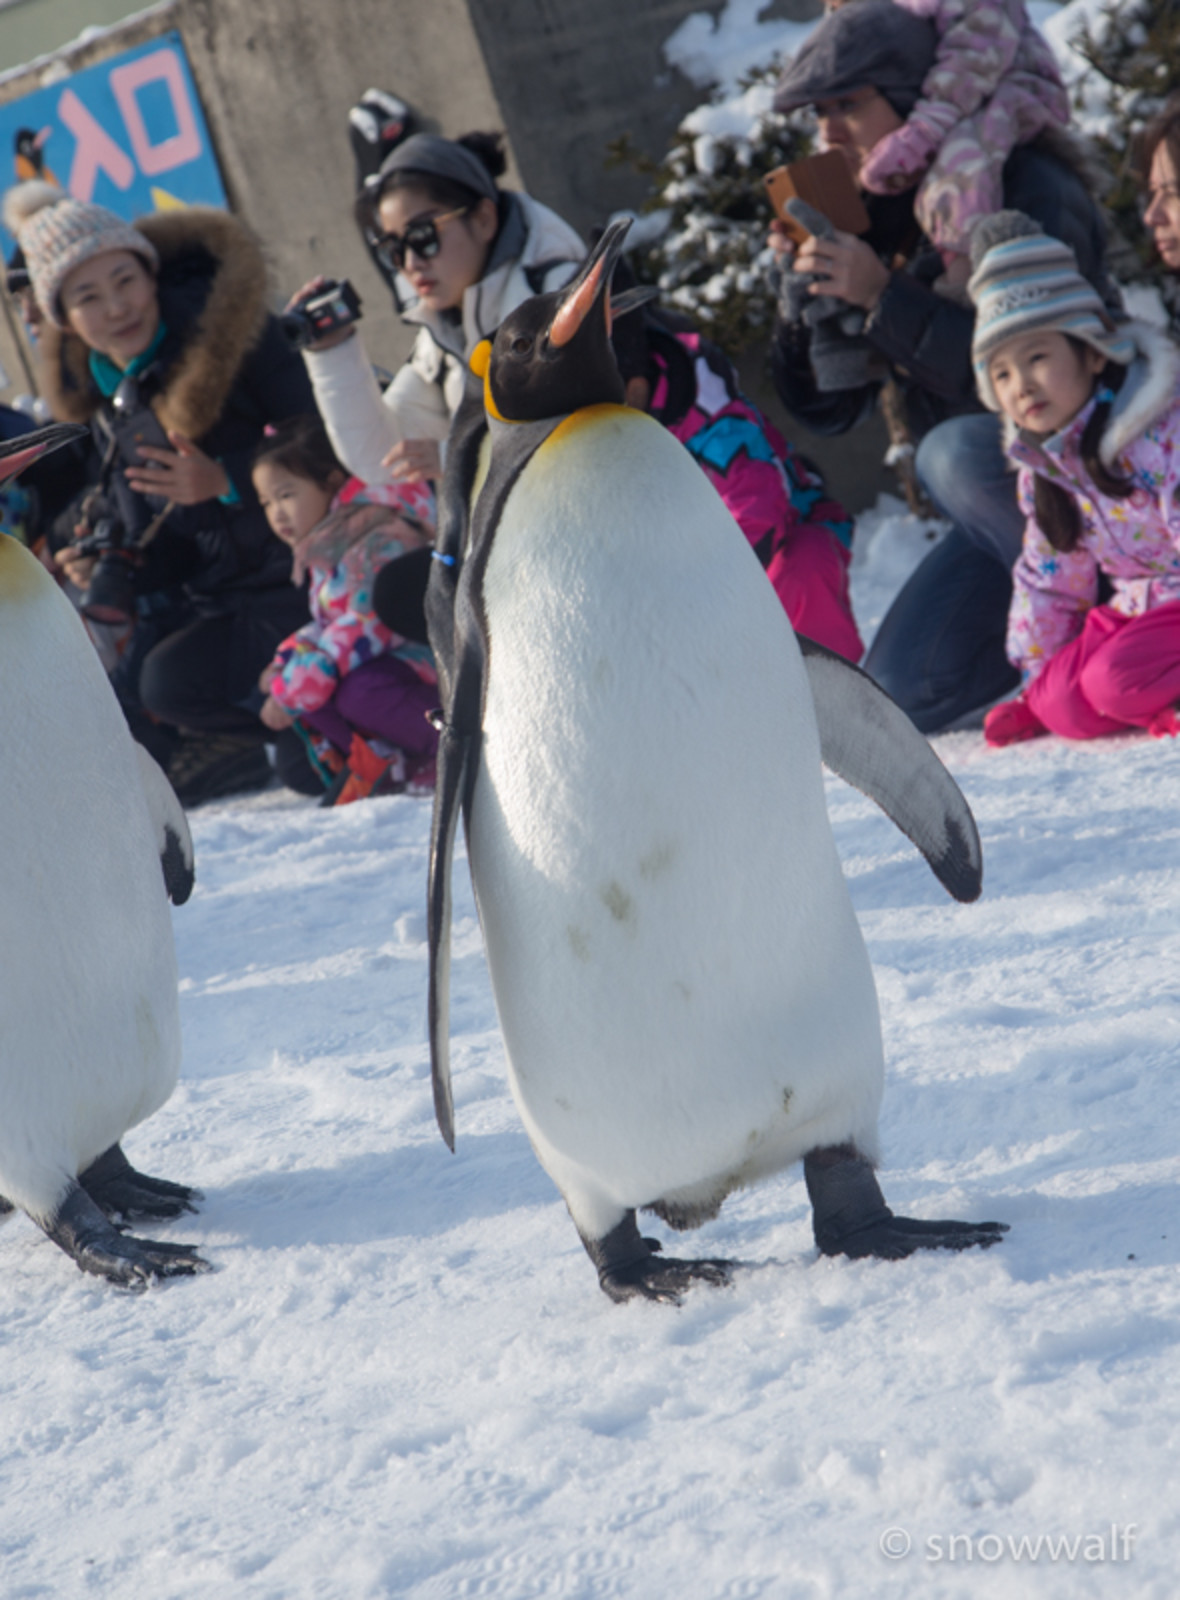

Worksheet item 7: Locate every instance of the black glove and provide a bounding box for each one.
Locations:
[775,199,873,394]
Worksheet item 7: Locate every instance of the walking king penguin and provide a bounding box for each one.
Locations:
[0,424,209,1288]
[426,221,1006,1303]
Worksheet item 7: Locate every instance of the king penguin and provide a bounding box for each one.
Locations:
[425,222,1005,1303]
[0,424,209,1288]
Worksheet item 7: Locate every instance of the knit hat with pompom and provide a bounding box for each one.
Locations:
[2,181,158,327]
[968,210,1135,412]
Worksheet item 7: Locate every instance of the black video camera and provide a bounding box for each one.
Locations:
[280,279,363,351]
[72,514,138,625]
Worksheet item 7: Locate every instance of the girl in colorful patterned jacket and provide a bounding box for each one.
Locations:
[253,416,439,803]
[612,303,863,662]
[966,212,1180,747]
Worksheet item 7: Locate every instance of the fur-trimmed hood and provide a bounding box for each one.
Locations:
[38,207,270,441]
[1004,319,1180,468]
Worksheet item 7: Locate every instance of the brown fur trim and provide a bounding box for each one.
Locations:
[38,208,270,441]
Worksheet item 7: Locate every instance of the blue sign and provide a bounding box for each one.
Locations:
[0,31,227,256]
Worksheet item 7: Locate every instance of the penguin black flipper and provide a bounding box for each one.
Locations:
[133,744,194,905]
[797,634,983,904]
[424,402,567,1151]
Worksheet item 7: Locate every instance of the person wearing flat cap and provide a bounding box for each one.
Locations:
[768,0,1121,734]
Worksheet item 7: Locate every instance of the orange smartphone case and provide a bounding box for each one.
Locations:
[764,150,871,243]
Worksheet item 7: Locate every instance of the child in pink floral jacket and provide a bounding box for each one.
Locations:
[253,416,439,802]
[965,211,1180,746]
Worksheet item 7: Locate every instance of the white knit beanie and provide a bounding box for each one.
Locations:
[968,211,1135,412]
[2,181,159,328]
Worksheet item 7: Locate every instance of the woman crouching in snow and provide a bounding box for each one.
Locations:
[253,416,439,802]
[967,213,1180,747]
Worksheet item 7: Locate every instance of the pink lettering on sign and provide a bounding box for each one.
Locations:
[110,48,202,176]
[57,88,134,200]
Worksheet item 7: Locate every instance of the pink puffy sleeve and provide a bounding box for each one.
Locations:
[1006,469,1098,682]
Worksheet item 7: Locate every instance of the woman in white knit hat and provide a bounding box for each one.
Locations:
[966,211,1180,747]
[4,180,323,804]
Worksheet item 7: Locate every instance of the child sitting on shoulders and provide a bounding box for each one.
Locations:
[967,211,1180,747]
[828,0,1070,289]
[253,416,439,803]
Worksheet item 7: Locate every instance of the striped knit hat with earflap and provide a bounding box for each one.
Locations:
[969,211,1135,413]
[2,180,158,328]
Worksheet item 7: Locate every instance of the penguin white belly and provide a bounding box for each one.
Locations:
[0,539,180,1218]
[469,408,883,1238]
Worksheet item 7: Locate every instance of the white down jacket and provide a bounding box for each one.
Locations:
[304,191,585,485]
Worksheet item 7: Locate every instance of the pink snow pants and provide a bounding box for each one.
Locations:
[768,525,865,664]
[1025,599,1180,739]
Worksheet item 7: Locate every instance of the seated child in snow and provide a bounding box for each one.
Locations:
[966,213,1180,747]
[827,0,1069,285]
[612,302,864,663]
[253,417,440,804]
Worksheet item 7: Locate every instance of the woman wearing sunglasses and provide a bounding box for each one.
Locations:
[295,131,584,489]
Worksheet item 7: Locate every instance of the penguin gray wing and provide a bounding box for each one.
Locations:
[797,634,983,903]
[133,744,195,905]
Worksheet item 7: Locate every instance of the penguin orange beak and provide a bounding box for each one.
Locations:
[550,217,633,349]
[0,422,86,486]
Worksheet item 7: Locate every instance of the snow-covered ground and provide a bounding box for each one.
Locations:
[3,509,1177,1598]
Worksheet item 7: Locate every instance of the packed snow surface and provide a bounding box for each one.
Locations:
[2,509,1176,1597]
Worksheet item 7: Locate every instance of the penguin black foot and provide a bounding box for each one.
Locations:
[804,1144,1008,1260]
[43,1182,211,1290]
[581,1211,734,1305]
[79,1143,202,1222]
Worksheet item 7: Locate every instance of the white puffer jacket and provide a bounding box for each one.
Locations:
[305,191,584,484]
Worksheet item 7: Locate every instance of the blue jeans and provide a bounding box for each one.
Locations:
[862,414,1022,732]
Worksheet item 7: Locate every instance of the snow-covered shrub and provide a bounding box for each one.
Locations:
[608,64,813,355]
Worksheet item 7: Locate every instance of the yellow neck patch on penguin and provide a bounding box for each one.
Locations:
[470,338,512,426]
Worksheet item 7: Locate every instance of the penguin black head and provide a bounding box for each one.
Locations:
[472,218,655,424]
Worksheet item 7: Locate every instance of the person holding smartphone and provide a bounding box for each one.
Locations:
[5,180,322,803]
[766,0,1120,734]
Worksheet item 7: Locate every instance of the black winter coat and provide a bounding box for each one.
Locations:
[40,208,317,612]
[769,137,1121,443]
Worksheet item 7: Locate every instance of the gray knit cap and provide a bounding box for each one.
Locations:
[2,180,158,328]
[968,211,1137,411]
[370,133,499,203]
[773,0,937,119]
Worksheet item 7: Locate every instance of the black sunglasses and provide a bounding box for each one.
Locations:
[374,206,470,274]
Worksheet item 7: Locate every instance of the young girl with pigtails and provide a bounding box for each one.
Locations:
[966,212,1180,746]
